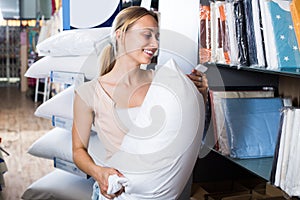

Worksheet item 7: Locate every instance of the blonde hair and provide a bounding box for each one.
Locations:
[99,6,158,76]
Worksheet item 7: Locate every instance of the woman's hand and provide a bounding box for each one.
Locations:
[93,166,124,199]
[187,69,209,104]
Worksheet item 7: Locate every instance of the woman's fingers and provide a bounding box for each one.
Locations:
[187,73,208,88]
[102,192,116,199]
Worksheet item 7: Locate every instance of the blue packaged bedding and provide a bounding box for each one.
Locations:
[221,97,283,159]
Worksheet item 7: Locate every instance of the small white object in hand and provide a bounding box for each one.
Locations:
[195,64,208,73]
[107,174,129,195]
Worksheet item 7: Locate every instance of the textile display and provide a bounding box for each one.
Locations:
[224,1,239,66]
[259,0,279,70]
[199,5,211,64]
[209,2,229,64]
[267,0,300,69]
[209,90,274,155]
[37,9,62,45]
[233,0,249,66]
[74,59,205,199]
[217,2,230,64]
[243,0,258,66]
[203,0,300,69]
[251,0,266,67]
[210,1,218,63]
[221,97,282,159]
[271,108,300,197]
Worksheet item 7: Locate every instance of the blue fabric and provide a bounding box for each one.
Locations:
[222,97,283,159]
[268,1,300,68]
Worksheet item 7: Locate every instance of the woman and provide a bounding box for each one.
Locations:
[72,6,208,200]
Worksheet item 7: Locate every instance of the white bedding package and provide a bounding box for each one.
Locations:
[75,59,205,199]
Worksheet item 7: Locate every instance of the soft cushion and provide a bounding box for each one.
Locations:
[21,169,94,200]
[75,58,205,199]
[25,54,100,80]
[34,85,74,120]
[36,27,111,56]
[27,127,73,162]
[28,127,105,165]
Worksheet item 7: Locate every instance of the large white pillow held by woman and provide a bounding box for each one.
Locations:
[91,58,205,199]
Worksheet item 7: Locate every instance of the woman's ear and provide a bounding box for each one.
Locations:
[115,29,122,40]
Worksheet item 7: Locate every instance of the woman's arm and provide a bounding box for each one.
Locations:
[72,92,123,199]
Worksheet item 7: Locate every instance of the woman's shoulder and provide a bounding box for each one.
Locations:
[74,78,99,108]
[76,78,97,91]
[75,78,98,98]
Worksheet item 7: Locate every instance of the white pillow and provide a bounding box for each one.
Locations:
[35,85,74,120]
[28,127,105,165]
[21,169,94,200]
[27,127,73,162]
[25,54,99,80]
[36,27,111,56]
[86,58,205,199]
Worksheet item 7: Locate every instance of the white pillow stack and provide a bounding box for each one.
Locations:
[23,28,112,200]
[25,27,111,81]
[26,27,112,161]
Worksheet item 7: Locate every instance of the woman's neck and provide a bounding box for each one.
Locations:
[102,58,143,86]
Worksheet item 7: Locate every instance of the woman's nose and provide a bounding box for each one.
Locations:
[151,36,159,48]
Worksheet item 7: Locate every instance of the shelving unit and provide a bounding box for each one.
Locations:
[195,63,300,184]
[213,63,300,79]
[0,26,21,85]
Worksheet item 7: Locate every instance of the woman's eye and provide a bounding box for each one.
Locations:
[144,33,152,39]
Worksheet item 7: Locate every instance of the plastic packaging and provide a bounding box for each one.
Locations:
[221,97,283,159]
[199,5,212,64]
[233,0,249,66]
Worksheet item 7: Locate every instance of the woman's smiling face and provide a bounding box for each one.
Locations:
[118,14,159,65]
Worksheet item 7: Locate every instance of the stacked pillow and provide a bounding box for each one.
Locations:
[25,27,111,81]
[36,27,111,56]
[23,27,111,200]
[24,54,99,80]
